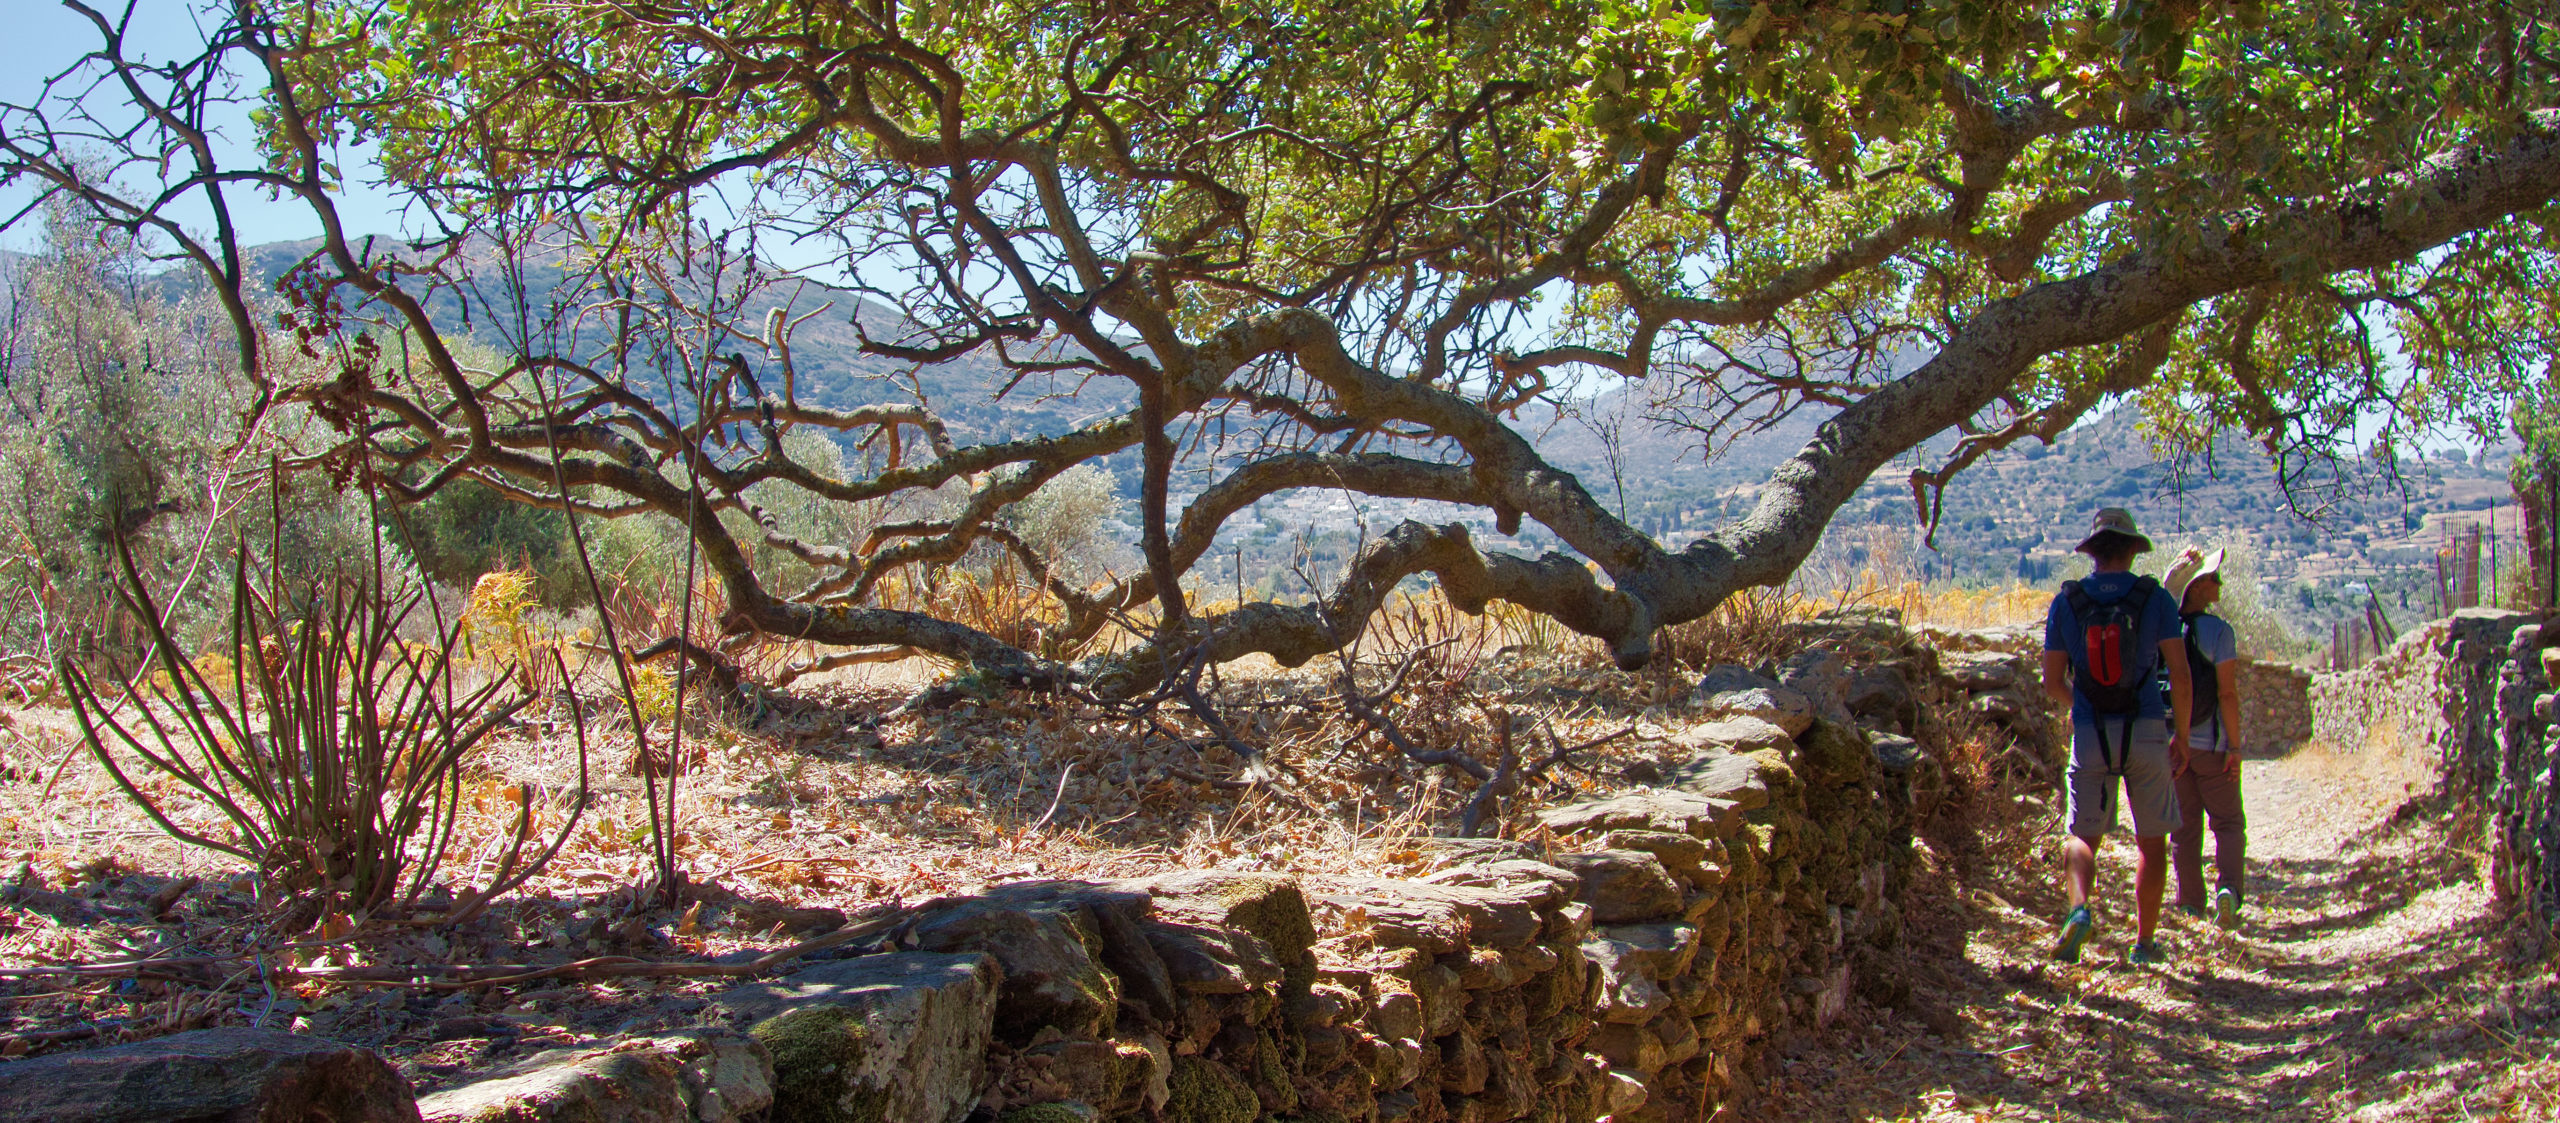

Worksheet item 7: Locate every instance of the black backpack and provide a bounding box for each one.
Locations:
[2061,576,2164,717]
[2171,609,2225,743]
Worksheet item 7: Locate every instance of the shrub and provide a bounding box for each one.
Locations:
[61,542,583,918]
[1004,463,1128,580]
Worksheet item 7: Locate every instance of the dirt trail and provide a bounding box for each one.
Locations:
[1761,739,2560,1122]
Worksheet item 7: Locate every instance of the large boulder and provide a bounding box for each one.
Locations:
[1418,858,1581,907]
[1792,719,1875,787]
[1938,650,2020,691]
[1845,665,1922,733]
[0,1027,420,1123]
[1131,871,1317,1003]
[1315,878,1546,952]
[706,951,999,1123]
[1580,938,1675,1025]
[1142,918,1283,996]
[418,1030,771,1123]
[1868,731,1944,822]
[1586,922,1702,979]
[1593,830,1709,884]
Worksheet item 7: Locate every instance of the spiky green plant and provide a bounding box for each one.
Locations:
[61,538,584,919]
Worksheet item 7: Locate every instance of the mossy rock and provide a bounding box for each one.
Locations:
[1740,820,1777,854]
[1794,719,1875,786]
[1249,1028,1298,1115]
[1738,748,1803,800]
[708,951,998,1123]
[752,1005,885,1123]
[1166,1056,1260,1123]
[1146,871,1319,1013]
[1208,875,1319,997]
[905,896,1121,1040]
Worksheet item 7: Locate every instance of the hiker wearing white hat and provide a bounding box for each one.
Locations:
[2042,507,2194,966]
[2164,545,2246,930]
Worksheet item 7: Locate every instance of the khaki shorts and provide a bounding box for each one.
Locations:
[2068,717,2179,839]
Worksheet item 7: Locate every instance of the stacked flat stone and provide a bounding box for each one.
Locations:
[2232,660,2315,752]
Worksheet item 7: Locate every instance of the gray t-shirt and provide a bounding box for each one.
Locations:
[2185,613,2238,751]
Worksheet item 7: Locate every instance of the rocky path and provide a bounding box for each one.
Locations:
[1760,740,2560,1122]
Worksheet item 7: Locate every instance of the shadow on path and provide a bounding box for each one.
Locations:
[1746,738,2560,1122]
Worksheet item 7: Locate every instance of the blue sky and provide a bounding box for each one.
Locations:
[0,0,407,251]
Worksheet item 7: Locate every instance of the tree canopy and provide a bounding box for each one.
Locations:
[8,0,2560,696]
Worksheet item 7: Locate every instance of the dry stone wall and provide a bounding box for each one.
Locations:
[422,683,1936,1123]
[2233,660,2314,753]
[2493,620,2560,947]
[739,707,1927,1123]
[25,618,2028,1123]
[2310,608,2558,948]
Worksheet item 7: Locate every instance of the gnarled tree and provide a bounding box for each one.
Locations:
[10,0,2560,700]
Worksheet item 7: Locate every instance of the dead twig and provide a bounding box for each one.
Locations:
[1029,762,1078,833]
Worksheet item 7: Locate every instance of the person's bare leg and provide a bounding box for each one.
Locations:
[2053,832,2105,960]
[2134,835,2169,944]
[2065,834,2100,907]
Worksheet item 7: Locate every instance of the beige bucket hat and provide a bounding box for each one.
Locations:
[2165,545,2227,605]
[2073,507,2154,555]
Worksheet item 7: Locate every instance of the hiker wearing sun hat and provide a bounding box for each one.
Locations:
[2041,508,2194,966]
[2163,545,2246,931]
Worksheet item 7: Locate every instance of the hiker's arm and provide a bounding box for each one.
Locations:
[2041,650,2072,707]
[2160,637,2193,753]
[2217,658,2241,749]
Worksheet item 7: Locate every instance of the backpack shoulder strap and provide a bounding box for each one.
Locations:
[2062,580,2092,616]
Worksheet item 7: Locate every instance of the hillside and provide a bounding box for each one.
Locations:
[209,237,2536,643]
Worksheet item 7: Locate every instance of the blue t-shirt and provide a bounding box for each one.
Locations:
[2043,570,2183,724]
[2187,613,2237,667]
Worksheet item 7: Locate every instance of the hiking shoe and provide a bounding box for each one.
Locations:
[2053,905,2095,963]
[2214,886,2241,931]
[2129,941,2168,966]
[2175,902,2207,921]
